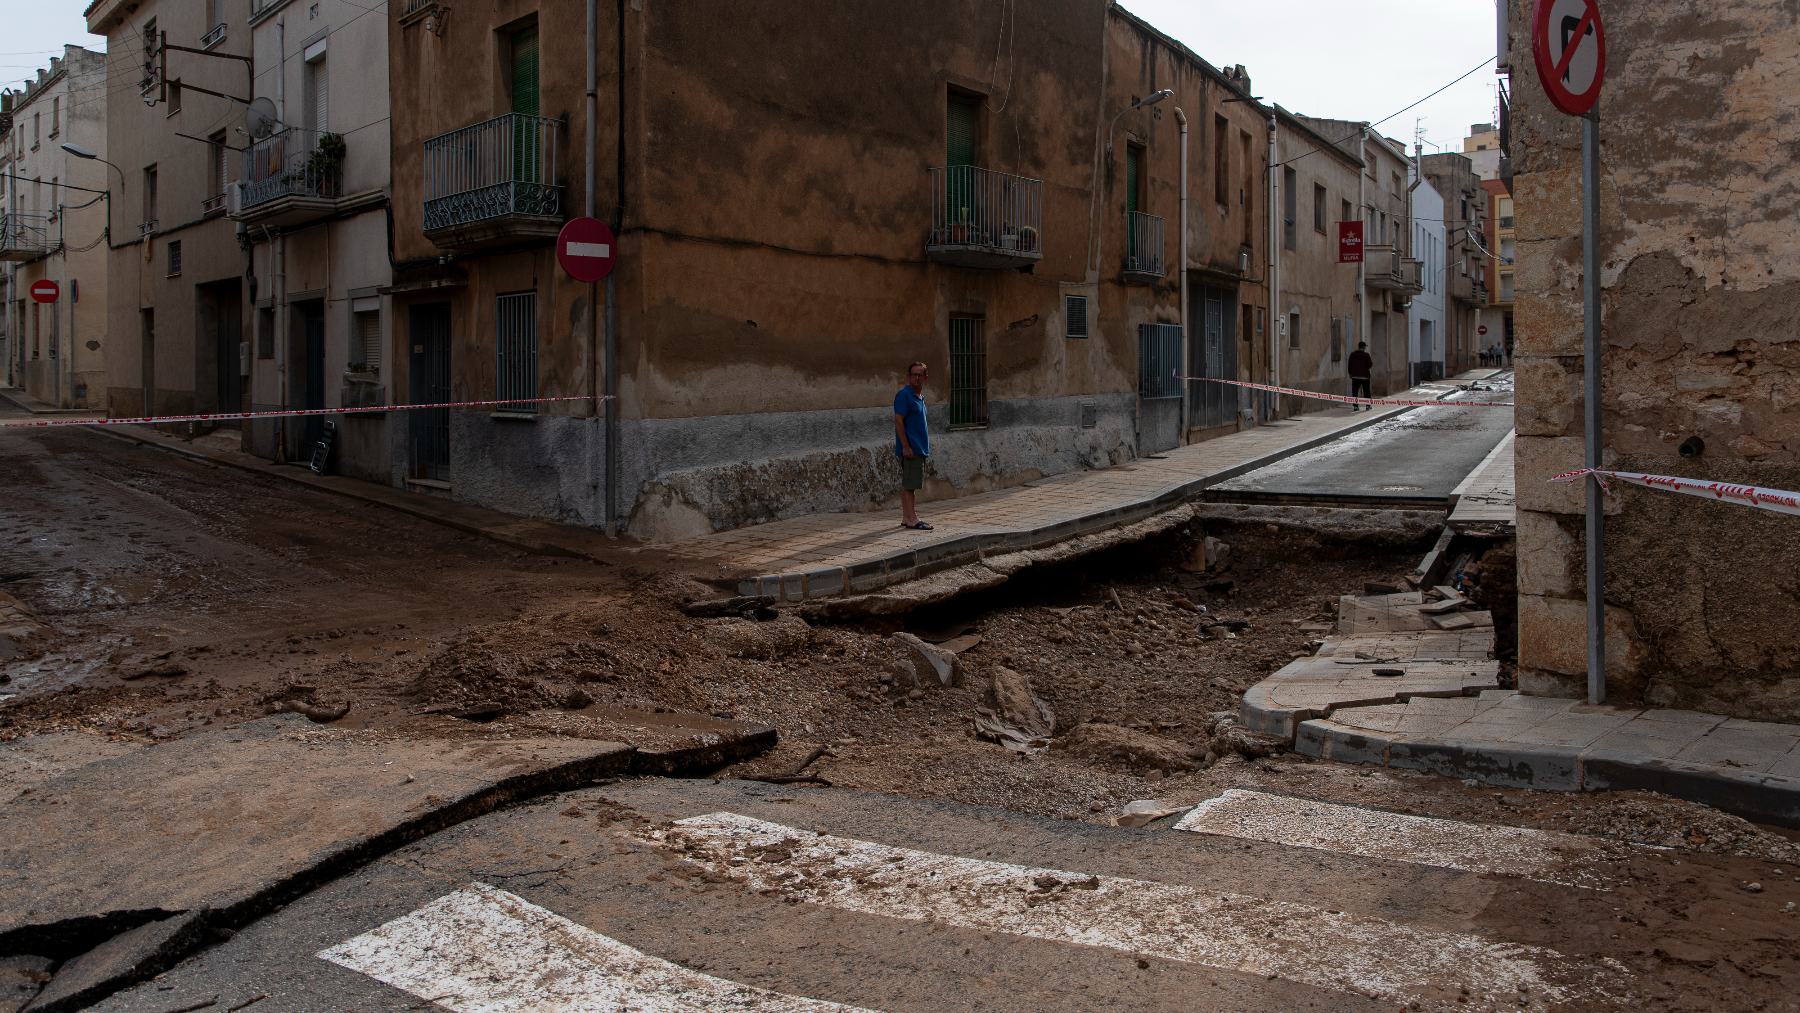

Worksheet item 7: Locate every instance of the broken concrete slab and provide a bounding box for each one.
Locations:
[893,632,961,687]
[0,715,637,1003]
[0,734,143,806]
[23,913,205,1013]
[974,667,1056,753]
[2,955,54,1013]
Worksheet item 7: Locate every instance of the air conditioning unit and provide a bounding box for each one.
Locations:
[226,181,245,218]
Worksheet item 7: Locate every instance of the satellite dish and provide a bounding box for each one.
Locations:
[244,97,281,140]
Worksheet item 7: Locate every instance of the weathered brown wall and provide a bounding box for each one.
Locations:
[1510,0,1800,718]
[1276,111,1363,404]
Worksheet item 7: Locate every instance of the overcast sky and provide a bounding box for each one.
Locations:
[2,1,1499,153]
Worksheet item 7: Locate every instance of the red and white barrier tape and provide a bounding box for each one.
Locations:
[0,395,606,430]
[1174,375,1514,409]
[1551,468,1800,517]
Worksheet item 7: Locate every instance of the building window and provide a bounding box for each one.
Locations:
[1331,317,1344,362]
[1289,311,1301,351]
[207,130,229,203]
[167,240,182,277]
[1064,295,1088,339]
[257,307,275,359]
[49,98,59,137]
[1281,166,1297,251]
[353,307,382,370]
[496,292,538,412]
[1313,184,1327,233]
[32,112,40,149]
[948,315,987,428]
[142,165,158,228]
[1138,323,1182,399]
[167,81,182,116]
[1212,115,1229,205]
[304,44,328,134]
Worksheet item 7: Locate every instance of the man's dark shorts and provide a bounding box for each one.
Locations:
[901,456,926,491]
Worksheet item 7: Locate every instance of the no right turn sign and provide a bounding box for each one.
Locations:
[1532,0,1606,116]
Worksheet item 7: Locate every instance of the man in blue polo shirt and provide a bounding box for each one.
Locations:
[894,361,932,530]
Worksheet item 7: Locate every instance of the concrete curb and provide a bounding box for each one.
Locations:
[91,425,610,563]
[1294,715,1800,826]
[739,383,1482,602]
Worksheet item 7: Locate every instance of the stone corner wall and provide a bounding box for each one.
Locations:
[1509,0,1800,720]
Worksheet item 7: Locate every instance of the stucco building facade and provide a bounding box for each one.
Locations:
[1419,150,1486,377]
[0,47,111,408]
[1508,0,1800,719]
[385,0,1271,541]
[1407,168,1446,383]
[1272,107,1362,409]
[86,0,253,424]
[235,0,394,480]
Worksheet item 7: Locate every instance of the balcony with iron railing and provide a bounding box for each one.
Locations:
[0,212,53,262]
[926,165,1042,269]
[1362,244,1424,295]
[1123,211,1165,281]
[232,127,344,228]
[423,112,564,249]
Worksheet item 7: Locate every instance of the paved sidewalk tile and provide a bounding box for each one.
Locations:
[669,373,1501,600]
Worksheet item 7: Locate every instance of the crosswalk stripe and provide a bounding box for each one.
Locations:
[317,881,877,1012]
[656,812,1630,1011]
[1175,789,1617,889]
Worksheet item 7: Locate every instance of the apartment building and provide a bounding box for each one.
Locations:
[1483,176,1514,355]
[1293,116,1420,395]
[0,47,110,407]
[1271,107,1362,409]
[85,0,252,422]
[386,0,1270,540]
[1407,167,1446,383]
[1419,150,1487,375]
[234,0,394,479]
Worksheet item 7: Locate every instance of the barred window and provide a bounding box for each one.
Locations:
[496,292,538,412]
[1137,323,1182,399]
[948,315,987,428]
[167,240,182,277]
[354,309,381,370]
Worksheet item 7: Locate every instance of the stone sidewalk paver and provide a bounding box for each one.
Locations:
[672,371,1506,601]
[1448,430,1515,530]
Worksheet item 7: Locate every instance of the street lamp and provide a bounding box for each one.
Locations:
[60,143,123,247]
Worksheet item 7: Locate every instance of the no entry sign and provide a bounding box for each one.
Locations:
[556,217,617,284]
[1532,0,1606,116]
[1478,324,1489,336]
[29,279,59,303]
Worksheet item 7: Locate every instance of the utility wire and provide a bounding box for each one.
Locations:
[1275,55,1497,171]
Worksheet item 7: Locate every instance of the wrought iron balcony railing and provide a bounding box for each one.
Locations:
[1124,211,1165,278]
[0,212,54,261]
[239,128,341,211]
[423,113,563,237]
[927,165,1042,268]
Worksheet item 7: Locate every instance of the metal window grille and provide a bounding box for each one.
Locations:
[1065,295,1088,339]
[496,292,538,412]
[1137,323,1182,399]
[167,240,181,277]
[1289,312,1301,350]
[1330,317,1344,362]
[948,315,987,428]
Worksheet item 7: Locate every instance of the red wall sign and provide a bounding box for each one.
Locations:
[1337,221,1364,264]
[29,279,59,304]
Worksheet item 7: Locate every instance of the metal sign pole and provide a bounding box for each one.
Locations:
[1582,104,1605,705]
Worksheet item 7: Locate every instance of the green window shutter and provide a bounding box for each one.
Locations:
[511,27,540,116]
[946,93,977,167]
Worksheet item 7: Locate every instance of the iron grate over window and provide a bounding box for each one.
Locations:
[1065,295,1088,339]
[1138,323,1182,399]
[949,315,987,428]
[496,292,538,412]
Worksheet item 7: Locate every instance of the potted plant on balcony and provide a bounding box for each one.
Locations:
[306,132,347,195]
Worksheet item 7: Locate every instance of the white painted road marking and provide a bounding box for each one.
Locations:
[318,882,876,1012]
[1176,789,1618,889]
[565,241,612,259]
[655,812,1631,1012]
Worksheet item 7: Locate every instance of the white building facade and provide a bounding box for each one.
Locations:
[1408,168,1447,383]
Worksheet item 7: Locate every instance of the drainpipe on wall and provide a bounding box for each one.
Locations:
[1357,126,1367,383]
[1266,108,1277,421]
[586,0,602,528]
[604,0,625,534]
[1175,106,1189,444]
[1407,142,1423,383]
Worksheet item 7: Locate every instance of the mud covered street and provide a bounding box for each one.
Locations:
[5,427,1800,1011]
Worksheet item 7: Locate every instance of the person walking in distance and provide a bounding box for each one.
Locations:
[1347,341,1374,411]
[894,361,933,530]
